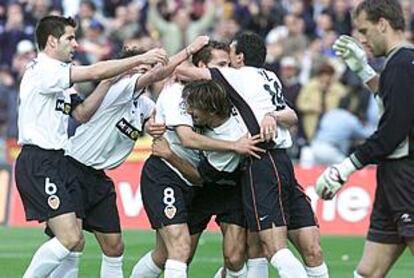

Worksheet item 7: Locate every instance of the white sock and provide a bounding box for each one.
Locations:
[101,254,123,278]
[23,237,70,278]
[247,257,268,278]
[49,252,82,278]
[305,262,329,278]
[270,248,307,278]
[354,270,364,278]
[164,259,187,278]
[130,251,162,278]
[213,267,224,278]
[226,264,247,278]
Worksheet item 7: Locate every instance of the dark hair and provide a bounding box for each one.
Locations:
[317,62,335,76]
[35,16,77,50]
[353,0,405,31]
[232,31,266,67]
[119,46,145,58]
[191,40,229,66]
[183,80,231,119]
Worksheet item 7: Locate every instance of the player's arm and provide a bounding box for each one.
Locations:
[267,105,298,128]
[175,63,212,81]
[151,137,203,185]
[70,48,168,83]
[333,35,379,92]
[175,125,265,159]
[71,79,113,123]
[316,62,414,200]
[136,36,209,90]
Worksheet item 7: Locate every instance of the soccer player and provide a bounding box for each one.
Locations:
[14,15,167,277]
[176,31,328,278]
[131,41,265,278]
[46,37,210,278]
[316,0,414,277]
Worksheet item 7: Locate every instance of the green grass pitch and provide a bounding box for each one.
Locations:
[0,227,412,277]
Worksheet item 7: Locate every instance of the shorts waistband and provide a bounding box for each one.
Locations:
[22,145,64,154]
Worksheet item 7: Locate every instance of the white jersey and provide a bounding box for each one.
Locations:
[212,66,292,149]
[65,74,154,170]
[18,52,73,150]
[155,82,200,185]
[203,116,244,172]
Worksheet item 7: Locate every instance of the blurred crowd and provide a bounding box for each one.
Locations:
[1,0,413,165]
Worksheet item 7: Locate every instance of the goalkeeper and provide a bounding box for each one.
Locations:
[316,0,414,277]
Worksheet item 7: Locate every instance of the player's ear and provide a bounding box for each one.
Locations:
[197,61,207,68]
[47,35,58,49]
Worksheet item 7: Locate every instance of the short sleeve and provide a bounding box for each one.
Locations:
[39,62,71,94]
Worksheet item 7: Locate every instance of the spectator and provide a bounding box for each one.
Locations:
[78,18,113,63]
[296,62,347,141]
[148,0,216,54]
[311,96,374,165]
[0,3,34,66]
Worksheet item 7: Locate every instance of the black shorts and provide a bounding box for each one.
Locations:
[242,149,317,232]
[141,155,194,229]
[14,145,82,222]
[188,183,246,235]
[368,157,414,244]
[62,156,121,234]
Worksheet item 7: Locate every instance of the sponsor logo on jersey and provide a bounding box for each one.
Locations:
[116,118,140,141]
[55,99,71,115]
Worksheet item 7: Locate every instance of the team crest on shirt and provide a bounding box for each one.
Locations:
[164,205,177,219]
[48,195,60,210]
[116,118,140,141]
[55,99,71,115]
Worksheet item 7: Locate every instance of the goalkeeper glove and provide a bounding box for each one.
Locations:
[333,35,377,83]
[316,157,357,200]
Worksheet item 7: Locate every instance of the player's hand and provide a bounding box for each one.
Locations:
[187,36,210,56]
[332,35,376,83]
[151,137,172,159]
[233,134,265,159]
[260,113,277,142]
[315,157,357,200]
[140,48,169,66]
[315,166,346,200]
[145,112,166,138]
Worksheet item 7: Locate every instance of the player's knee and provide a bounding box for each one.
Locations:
[224,247,245,270]
[60,229,84,250]
[102,239,124,257]
[301,242,324,266]
[356,265,383,278]
[169,239,191,261]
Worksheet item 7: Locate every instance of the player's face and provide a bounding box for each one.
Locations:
[229,41,243,68]
[56,26,78,63]
[186,105,210,127]
[206,49,230,68]
[354,11,386,57]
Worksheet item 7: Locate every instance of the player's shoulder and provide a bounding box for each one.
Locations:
[387,47,414,69]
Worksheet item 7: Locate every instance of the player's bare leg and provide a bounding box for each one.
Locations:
[94,231,124,278]
[23,212,83,277]
[219,223,247,277]
[130,231,166,278]
[159,223,191,277]
[259,225,307,278]
[49,219,84,278]
[246,231,268,278]
[355,240,405,277]
[288,226,329,277]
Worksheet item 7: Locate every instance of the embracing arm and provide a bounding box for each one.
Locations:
[151,138,202,185]
[71,79,112,123]
[70,48,168,83]
[136,36,209,89]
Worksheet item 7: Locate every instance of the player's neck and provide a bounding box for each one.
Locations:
[385,31,408,56]
[41,49,62,62]
[208,116,227,128]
